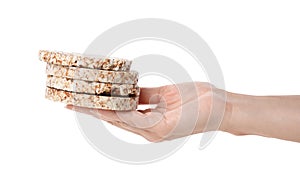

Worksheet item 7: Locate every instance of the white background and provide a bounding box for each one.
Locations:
[1,0,300,178]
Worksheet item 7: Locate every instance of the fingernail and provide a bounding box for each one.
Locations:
[65,105,73,110]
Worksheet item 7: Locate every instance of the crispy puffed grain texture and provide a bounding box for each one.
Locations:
[46,75,140,96]
[39,50,132,71]
[46,63,138,84]
[45,87,139,110]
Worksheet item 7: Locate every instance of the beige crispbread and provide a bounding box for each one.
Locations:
[46,63,138,84]
[46,75,140,96]
[45,87,139,110]
[39,50,132,71]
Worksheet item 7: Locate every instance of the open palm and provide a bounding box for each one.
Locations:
[67,82,229,142]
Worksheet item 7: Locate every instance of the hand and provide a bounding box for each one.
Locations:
[66,82,231,142]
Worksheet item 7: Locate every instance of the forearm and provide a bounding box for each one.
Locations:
[224,93,300,142]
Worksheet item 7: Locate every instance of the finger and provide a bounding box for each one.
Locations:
[65,104,161,129]
[65,105,115,122]
[108,121,148,138]
[139,87,163,104]
[98,110,164,129]
[137,108,152,114]
[66,104,165,129]
[89,108,120,122]
[65,105,94,115]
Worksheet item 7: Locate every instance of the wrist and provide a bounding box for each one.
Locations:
[221,92,256,135]
[218,92,234,133]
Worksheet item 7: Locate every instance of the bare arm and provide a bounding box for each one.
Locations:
[225,93,300,142]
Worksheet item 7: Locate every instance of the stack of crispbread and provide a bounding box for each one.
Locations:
[39,50,139,110]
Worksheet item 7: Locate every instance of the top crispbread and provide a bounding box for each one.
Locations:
[39,50,132,71]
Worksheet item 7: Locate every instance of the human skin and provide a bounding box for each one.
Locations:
[66,82,300,143]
